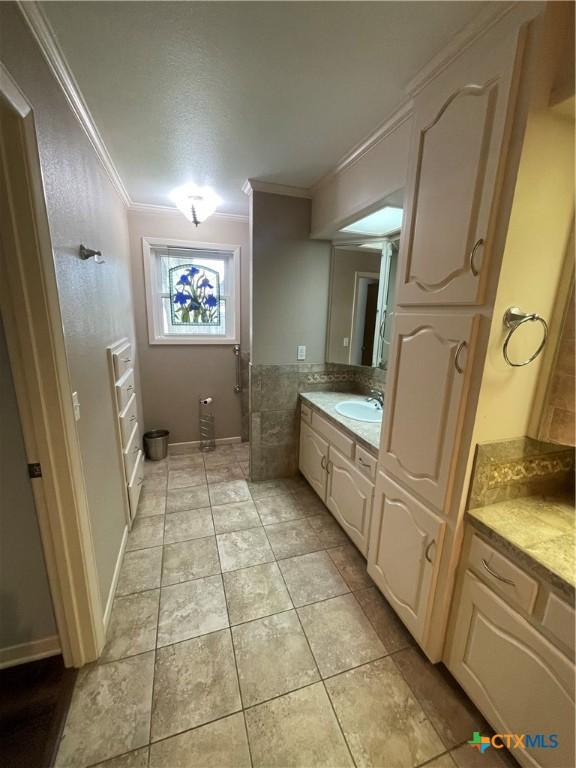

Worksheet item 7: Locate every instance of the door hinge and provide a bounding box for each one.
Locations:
[28,463,42,479]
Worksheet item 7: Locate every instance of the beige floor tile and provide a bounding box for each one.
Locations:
[450,743,518,768]
[232,611,319,706]
[161,537,220,587]
[163,507,214,544]
[239,461,250,478]
[248,480,289,500]
[217,527,274,572]
[307,514,349,547]
[151,629,241,741]
[278,551,349,607]
[298,593,385,677]
[292,487,331,516]
[168,453,204,469]
[137,490,166,518]
[206,463,245,484]
[223,562,293,624]
[116,547,162,596]
[143,474,167,492]
[56,653,154,767]
[234,444,251,462]
[209,479,251,505]
[354,587,414,653]
[166,485,210,513]
[126,515,164,552]
[203,446,238,469]
[255,494,304,524]
[101,590,159,663]
[283,475,309,492]
[245,682,354,768]
[328,544,373,591]
[393,647,490,750]
[144,459,167,477]
[93,747,149,767]
[157,574,228,647]
[212,499,261,534]
[265,519,322,559]
[325,657,445,768]
[167,467,206,489]
[149,713,251,768]
[427,754,458,768]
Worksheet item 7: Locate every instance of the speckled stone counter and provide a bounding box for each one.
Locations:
[466,495,575,598]
[299,392,382,455]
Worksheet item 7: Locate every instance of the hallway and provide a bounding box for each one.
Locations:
[55,445,511,768]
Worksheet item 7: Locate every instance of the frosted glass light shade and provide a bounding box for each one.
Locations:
[169,183,222,224]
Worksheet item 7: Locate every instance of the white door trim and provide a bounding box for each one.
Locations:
[0,64,104,667]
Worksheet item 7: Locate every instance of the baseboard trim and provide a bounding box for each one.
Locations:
[0,635,61,670]
[168,436,242,454]
[103,524,128,633]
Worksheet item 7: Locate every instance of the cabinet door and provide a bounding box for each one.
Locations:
[299,420,328,500]
[397,24,525,306]
[446,572,575,768]
[380,312,478,512]
[326,446,374,556]
[367,471,446,649]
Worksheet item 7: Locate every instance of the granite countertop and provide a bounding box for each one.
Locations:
[299,391,382,455]
[466,495,575,598]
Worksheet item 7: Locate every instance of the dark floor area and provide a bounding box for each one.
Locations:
[0,654,76,768]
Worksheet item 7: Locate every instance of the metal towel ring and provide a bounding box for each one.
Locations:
[502,306,548,367]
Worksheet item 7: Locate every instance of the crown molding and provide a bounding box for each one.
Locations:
[242,179,312,199]
[128,201,249,223]
[18,1,131,206]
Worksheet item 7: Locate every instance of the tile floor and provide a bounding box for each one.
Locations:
[55,443,518,768]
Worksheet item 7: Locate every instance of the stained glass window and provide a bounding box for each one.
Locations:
[168,264,221,327]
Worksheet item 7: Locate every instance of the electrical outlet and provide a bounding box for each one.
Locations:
[297,345,306,361]
[72,391,81,421]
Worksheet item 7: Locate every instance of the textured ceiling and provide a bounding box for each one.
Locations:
[42,1,487,214]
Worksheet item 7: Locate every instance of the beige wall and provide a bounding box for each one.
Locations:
[0,314,57,652]
[252,192,331,365]
[310,116,412,238]
[472,106,575,446]
[127,210,250,443]
[327,248,381,364]
[1,4,138,607]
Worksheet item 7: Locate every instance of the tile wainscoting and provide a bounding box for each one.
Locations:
[249,363,386,480]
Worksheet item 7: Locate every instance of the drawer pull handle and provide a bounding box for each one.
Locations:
[327,460,333,474]
[470,238,484,276]
[130,415,136,422]
[358,456,372,469]
[127,384,134,391]
[137,477,143,486]
[454,341,467,374]
[481,558,515,586]
[425,540,435,563]
[321,455,327,470]
[122,357,131,363]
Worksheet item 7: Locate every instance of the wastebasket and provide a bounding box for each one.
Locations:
[143,429,169,461]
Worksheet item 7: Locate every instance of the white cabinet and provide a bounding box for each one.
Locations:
[299,420,329,500]
[447,571,575,768]
[380,312,478,511]
[368,470,446,646]
[397,23,525,306]
[326,446,374,555]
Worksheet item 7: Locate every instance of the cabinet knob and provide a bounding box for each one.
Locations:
[470,238,484,276]
[454,341,467,374]
[321,455,327,470]
[425,540,436,564]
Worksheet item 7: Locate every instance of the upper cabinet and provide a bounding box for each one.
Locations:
[397,25,526,306]
[380,312,479,512]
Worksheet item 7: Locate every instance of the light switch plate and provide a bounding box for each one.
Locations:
[72,391,81,421]
[297,345,306,361]
[343,337,349,348]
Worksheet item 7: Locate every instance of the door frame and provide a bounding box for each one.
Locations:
[0,63,104,666]
[350,271,380,365]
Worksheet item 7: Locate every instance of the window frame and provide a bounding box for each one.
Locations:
[142,236,241,345]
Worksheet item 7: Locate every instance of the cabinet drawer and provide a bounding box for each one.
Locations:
[542,592,575,654]
[115,368,135,411]
[113,342,133,380]
[128,450,144,519]
[312,412,354,458]
[301,403,312,425]
[469,535,538,614]
[119,394,138,447]
[123,423,141,481]
[355,445,377,480]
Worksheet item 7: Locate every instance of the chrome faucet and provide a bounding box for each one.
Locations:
[367,388,384,409]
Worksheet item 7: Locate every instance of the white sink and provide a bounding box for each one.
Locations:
[335,400,383,423]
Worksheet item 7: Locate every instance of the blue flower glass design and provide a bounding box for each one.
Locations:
[169,264,221,326]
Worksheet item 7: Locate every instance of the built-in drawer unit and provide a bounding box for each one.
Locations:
[301,402,312,426]
[123,423,141,482]
[355,444,377,480]
[469,534,539,614]
[311,412,355,459]
[127,450,145,516]
[115,368,135,412]
[112,341,133,380]
[542,592,575,654]
[119,394,138,447]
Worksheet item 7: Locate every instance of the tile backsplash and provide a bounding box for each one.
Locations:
[249,363,386,480]
[468,436,575,510]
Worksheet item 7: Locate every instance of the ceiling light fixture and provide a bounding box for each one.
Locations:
[339,206,403,236]
[169,183,222,226]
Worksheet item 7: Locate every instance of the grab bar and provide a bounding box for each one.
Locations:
[233,344,242,393]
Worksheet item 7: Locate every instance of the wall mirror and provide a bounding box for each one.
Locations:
[326,194,402,369]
